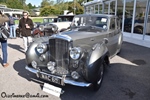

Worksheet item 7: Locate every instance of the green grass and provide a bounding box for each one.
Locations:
[31,18,43,23]
[15,18,43,24]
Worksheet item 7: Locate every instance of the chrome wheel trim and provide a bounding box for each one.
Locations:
[97,64,104,85]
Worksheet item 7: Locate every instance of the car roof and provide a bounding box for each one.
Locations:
[75,14,117,18]
[58,15,75,17]
[43,18,57,19]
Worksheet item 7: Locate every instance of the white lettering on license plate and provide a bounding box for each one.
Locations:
[41,74,61,84]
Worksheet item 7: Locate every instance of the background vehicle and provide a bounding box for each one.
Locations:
[33,14,74,36]
[25,14,123,91]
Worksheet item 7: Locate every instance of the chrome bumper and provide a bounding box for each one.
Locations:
[25,65,92,87]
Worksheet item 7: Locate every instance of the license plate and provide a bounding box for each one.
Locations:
[39,73,64,85]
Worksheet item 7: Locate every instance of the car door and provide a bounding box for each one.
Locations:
[106,17,119,57]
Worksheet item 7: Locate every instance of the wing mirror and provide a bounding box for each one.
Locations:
[103,38,108,44]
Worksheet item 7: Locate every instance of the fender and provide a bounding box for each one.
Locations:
[26,37,50,67]
[84,43,109,82]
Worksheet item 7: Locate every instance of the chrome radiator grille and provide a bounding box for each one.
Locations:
[49,38,70,73]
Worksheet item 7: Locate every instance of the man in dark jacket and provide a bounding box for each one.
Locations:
[18,11,34,52]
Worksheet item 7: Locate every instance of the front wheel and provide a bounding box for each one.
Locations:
[92,62,105,91]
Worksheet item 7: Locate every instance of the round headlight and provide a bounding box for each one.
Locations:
[36,43,47,54]
[39,25,44,31]
[70,47,82,60]
[34,23,37,28]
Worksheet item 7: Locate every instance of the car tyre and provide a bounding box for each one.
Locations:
[92,61,105,91]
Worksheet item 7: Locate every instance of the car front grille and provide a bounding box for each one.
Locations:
[49,38,70,75]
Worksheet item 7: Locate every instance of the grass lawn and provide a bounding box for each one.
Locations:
[31,18,43,23]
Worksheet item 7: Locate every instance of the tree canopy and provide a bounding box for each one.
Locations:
[40,0,84,16]
[0,0,85,16]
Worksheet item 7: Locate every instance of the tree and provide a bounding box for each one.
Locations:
[39,0,84,16]
[56,0,64,4]
[33,5,36,8]
[27,3,36,9]
[68,1,84,14]
[41,0,54,8]
[0,0,29,10]
[6,0,25,9]
[28,3,33,9]
[40,6,60,16]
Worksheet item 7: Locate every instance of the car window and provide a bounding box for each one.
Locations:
[95,17,107,29]
[58,16,74,22]
[43,19,49,23]
[54,18,57,22]
[73,17,80,26]
[110,18,116,30]
[117,18,120,29]
[58,18,62,22]
[48,18,54,23]
[71,16,108,29]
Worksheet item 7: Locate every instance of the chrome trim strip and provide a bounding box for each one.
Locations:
[25,66,39,74]
[50,34,72,42]
[64,79,91,87]
[25,65,92,87]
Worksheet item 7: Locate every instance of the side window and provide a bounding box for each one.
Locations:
[54,18,57,22]
[58,18,62,22]
[95,17,107,29]
[110,18,116,30]
[43,19,48,23]
[74,17,80,26]
[117,18,120,29]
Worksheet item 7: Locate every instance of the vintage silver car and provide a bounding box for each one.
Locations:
[25,14,123,91]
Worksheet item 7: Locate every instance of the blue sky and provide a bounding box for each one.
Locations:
[26,0,73,7]
[26,0,42,7]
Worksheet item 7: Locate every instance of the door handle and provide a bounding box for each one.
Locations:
[107,33,111,37]
[90,38,94,41]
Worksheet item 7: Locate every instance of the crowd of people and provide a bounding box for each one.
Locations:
[0,10,34,68]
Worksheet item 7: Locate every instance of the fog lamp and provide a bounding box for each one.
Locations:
[39,54,46,61]
[47,61,56,72]
[31,61,37,68]
[72,60,78,68]
[71,71,80,80]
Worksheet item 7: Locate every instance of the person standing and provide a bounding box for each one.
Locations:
[8,15,18,38]
[18,11,34,52]
[0,10,9,67]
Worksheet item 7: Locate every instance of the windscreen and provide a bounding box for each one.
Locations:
[71,16,108,29]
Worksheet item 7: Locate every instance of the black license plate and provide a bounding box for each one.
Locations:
[39,73,64,85]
